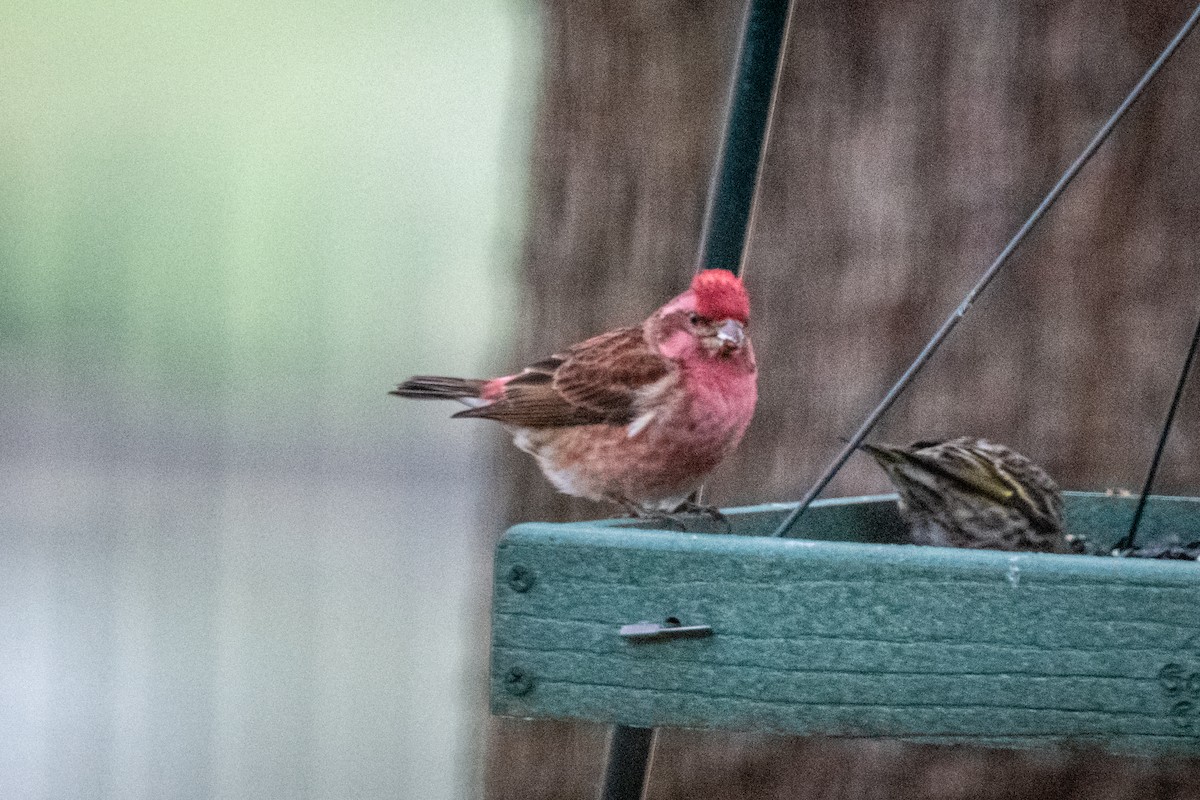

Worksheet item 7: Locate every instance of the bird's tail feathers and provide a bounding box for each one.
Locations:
[390,376,487,400]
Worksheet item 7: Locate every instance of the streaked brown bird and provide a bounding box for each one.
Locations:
[861,437,1069,553]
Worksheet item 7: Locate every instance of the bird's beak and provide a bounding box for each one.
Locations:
[715,319,745,351]
[860,442,904,464]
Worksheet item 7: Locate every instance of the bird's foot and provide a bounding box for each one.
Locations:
[615,502,687,531]
[671,499,726,523]
[669,500,732,534]
[647,511,691,531]
[1064,533,1092,555]
[612,498,731,533]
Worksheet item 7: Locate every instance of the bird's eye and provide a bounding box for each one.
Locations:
[688,313,702,326]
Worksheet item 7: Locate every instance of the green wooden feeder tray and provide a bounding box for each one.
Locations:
[491,492,1200,755]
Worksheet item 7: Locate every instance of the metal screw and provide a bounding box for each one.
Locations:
[504,667,534,696]
[1160,663,1186,694]
[507,565,535,593]
[1169,700,1195,730]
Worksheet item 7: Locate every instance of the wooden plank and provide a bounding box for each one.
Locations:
[491,493,1200,754]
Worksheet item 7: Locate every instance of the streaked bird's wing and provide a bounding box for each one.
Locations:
[863,441,1012,504]
[553,327,672,420]
[454,327,671,428]
[916,439,1063,532]
[905,446,1016,506]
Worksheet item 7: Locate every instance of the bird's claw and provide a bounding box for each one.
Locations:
[617,505,687,531]
[670,500,732,534]
[672,500,726,522]
[614,499,731,533]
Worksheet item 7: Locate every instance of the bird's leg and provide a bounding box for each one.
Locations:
[612,497,687,531]
[615,497,647,519]
[610,493,731,533]
[671,497,731,534]
[1064,533,1092,555]
[673,498,727,522]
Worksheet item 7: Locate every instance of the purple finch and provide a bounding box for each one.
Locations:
[391,269,757,516]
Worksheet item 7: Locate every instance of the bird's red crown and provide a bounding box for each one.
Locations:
[692,269,749,324]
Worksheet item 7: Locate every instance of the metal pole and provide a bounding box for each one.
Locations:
[598,726,656,800]
[695,0,793,277]
[598,1,793,798]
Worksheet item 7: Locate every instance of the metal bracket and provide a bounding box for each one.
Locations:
[619,617,714,643]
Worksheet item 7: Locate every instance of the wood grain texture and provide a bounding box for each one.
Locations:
[492,493,1200,755]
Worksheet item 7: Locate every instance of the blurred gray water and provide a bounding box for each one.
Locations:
[0,2,538,798]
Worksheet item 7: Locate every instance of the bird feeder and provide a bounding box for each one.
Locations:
[482,0,1200,795]
[492,492,1200,755]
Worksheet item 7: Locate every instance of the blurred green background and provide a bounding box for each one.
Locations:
[0,2,538,798]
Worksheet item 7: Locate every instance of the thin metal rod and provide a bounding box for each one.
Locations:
[772,0,1200,538]
[614,3,792,793]
[1116,307,1200,552]
[695,0,794,278]
[598,725,656,800]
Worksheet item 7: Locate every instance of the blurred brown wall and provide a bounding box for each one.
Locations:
[487,0,1200,797]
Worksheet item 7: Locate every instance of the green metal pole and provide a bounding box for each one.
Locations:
[598,726,655,800]
[695,0,792,277]
[599,1,792,798]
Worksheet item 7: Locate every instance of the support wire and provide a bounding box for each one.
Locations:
[1114,306,1200,552]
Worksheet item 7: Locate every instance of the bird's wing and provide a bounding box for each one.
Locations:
[910,444,1062,530]
[906,449,1017,506]
[453,326,672,428]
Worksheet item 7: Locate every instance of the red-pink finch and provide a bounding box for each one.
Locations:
[391,269,757,516]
